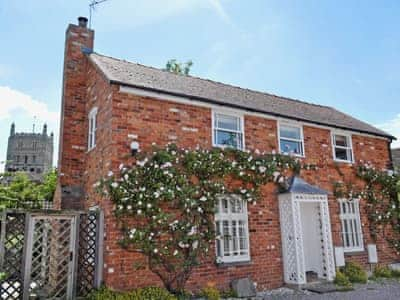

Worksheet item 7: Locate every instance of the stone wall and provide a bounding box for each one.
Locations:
[5,125,53,181]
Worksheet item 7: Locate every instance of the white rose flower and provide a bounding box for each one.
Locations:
[93,181,101,188]
[107,171,114,177]
[192,240,199,249]
[111,182,119,188]
[199,196,207,202]
[173,250,179,256]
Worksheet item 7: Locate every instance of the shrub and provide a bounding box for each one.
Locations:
[201,287,220,300]
[86,286,177,300]
[334,270,352,288]
[374,265,392,278]
[341,262,368,283]
[220,289,238,298]
[391,268,400,278]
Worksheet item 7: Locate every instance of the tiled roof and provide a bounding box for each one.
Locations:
[89,52,394,139]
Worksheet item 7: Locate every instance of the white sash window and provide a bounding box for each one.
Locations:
[332,133,354,163]
[279,123,305,157]
[213,112,244,150]
[339,199,364,252]
[88,107,98,150]
[215,195,250,263]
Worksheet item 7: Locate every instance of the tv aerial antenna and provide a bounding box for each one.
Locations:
[89,0,109,28]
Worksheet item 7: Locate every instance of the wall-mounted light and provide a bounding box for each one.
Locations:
[130,141,140,156]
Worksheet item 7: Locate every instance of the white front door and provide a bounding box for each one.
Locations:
[300,202,323,278]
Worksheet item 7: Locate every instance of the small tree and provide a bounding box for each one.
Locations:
[100,145,306,294]
[165,59,193,75]
[0,169,57,210]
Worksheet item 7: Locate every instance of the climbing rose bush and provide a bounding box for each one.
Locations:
[334,163,400,255]
[99,144,313,294]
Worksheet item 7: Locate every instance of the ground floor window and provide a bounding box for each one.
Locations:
[339,199,364,252]
[215,195,250,263]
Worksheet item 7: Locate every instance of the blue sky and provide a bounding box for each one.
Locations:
[0,0,399,171]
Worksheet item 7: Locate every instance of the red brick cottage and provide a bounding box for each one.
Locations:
[56,18,397,291]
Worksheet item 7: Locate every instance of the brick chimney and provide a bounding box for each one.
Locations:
[56,17,94,209]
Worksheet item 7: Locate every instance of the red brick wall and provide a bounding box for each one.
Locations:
[77,83,395,291]
[58,21,396,293]
[55,21,94,209]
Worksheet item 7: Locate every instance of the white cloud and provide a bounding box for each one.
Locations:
[92,0,231,30]
[207,0,232,25]
[0,86,58,123]
[377,114,400,148]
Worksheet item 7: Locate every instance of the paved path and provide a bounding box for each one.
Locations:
[258,279,400,300]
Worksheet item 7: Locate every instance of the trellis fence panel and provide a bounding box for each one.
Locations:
[0,210,103,300]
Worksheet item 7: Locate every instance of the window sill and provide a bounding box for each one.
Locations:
[212,144,244,151]
[344,249,365,255]
[334,159,354,164]
[279,152,305,159]
[216,259,252,268]
[87,146,96,153]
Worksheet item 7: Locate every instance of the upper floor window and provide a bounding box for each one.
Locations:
[339,199,363,252]
[279,123,304,156]
[88,107,98,150]
[32,155,36,163]
[332,133,353,163]
[24,156,28,164]
[213,112,244,150]
[215,195,250,263]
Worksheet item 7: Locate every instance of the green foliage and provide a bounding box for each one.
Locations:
[165,59,193,75]
[341,262,368,284]
[99,145,311,293]
[220,289,237,298]
[0,272,6,281]
[200,287,220,300]
[86,286,177,300]
[391,268,400,278]
[334,269,353,288]
[373,265,393,278]
[0,169,57,210]
[333,165,400,256]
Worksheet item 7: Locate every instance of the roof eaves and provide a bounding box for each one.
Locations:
[110,79,396,141]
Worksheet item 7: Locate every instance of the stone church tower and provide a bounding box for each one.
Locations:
[5,123,54,181]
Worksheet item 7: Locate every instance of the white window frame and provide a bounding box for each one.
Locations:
[215,195,250,263]
[331,131,354,163]
[212,110,245,150]
[278,121,305,157]
[88,107,98,151]
[339,199,364,252]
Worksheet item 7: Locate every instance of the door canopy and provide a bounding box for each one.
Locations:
[284,176,329,195]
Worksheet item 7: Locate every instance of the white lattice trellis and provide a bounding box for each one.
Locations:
[279,193,335,285]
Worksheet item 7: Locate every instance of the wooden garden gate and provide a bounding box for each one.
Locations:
[0,210,103,299]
